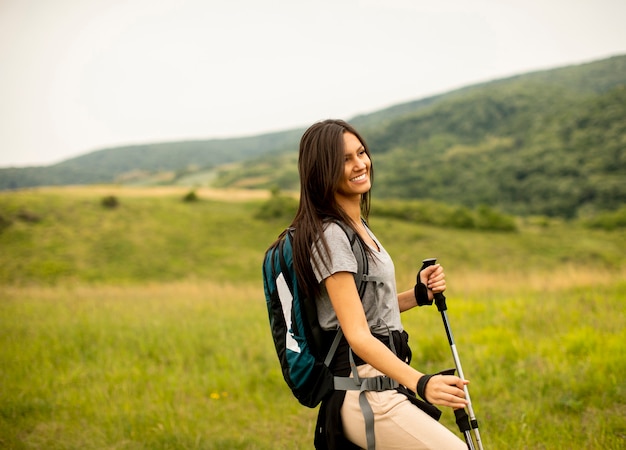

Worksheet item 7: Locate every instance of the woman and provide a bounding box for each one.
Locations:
[287,119,468,449]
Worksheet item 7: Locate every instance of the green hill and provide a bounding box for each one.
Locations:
[215,55,626,218]
[0,186,623,286]
[0,129,304,190]
[367,80,626,217]
[1,55,624,218]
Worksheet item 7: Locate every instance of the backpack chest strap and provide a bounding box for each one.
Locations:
[360,274,384,284]
[333,375,398,392]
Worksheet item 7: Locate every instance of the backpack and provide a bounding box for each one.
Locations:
[262,221,370,408]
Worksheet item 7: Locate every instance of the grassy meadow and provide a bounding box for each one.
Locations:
[0,186,625,449]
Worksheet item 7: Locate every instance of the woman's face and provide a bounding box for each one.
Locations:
[335,131,371,202]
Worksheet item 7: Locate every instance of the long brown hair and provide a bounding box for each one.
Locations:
[274,119,374,299]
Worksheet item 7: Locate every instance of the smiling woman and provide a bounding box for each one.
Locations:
[264,119,467,450]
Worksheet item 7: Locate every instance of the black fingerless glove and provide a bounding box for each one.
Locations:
[416,368,456,404]
[416,374,434,404]
[414,268,433,306]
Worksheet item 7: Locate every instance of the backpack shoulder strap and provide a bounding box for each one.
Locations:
[278,229,295,294]
[332,219,369,298]
[336,220,386,287]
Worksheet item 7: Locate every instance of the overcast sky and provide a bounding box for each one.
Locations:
[1,0,625,168]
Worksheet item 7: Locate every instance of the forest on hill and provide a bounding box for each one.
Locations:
[213,55,626,218]
[1,55,624,218]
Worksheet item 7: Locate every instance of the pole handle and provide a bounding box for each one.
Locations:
[420,258,448,312]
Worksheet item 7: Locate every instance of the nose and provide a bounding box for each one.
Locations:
[354,157,367,170]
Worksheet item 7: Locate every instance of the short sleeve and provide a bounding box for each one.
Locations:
[311,222,358,282]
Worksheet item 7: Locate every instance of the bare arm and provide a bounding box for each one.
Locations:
[398,289,418,313]
[325,271,467,408]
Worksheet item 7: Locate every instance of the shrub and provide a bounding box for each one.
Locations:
[584,206,626,230]
[475,205,517,231]
[183,190,199,202]
[16,210,41,223]
[101,195,119,209]
[446,206,476,229]
[373,199,517,231]
[255,188,298,221]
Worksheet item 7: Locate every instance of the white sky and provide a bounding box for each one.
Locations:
[1,0,625,167]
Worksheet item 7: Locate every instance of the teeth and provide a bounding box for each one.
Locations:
[351,174,366,182]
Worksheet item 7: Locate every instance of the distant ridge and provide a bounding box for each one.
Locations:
[1,54,624,218]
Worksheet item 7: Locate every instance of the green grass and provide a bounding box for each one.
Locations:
[1,280,624,449]
[0,187,625,449]
[0,283,307,449]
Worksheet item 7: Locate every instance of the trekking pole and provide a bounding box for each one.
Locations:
[420,258,484,450]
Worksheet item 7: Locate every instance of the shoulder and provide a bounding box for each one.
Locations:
[322,221,353,244]
[312,221,358,278]
[314,221,356,261]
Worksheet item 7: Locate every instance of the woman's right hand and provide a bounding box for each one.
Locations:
[425,374,469,409]
[419,263,446,297]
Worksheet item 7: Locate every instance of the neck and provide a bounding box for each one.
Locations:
[336,194,362,226]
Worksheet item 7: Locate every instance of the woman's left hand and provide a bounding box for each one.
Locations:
[425,374,468,408]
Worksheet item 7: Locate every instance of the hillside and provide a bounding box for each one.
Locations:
[0,187,624,449]
[367,79,626,217]
[215,55,626,218]
[0,129,304,190]
[1,186,623,286]
[1,55,625,218]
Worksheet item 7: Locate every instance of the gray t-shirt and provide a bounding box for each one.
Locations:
[311,222,403,332]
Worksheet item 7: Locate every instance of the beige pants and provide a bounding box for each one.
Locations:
[341,365,467,450]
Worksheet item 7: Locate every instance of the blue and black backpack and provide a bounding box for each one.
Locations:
[262,221,370,408]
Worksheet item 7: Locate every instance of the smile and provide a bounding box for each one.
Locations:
[350,174,367,182]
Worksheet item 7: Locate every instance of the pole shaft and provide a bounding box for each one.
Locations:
[421,259,484,449]
[441,311,484,450]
